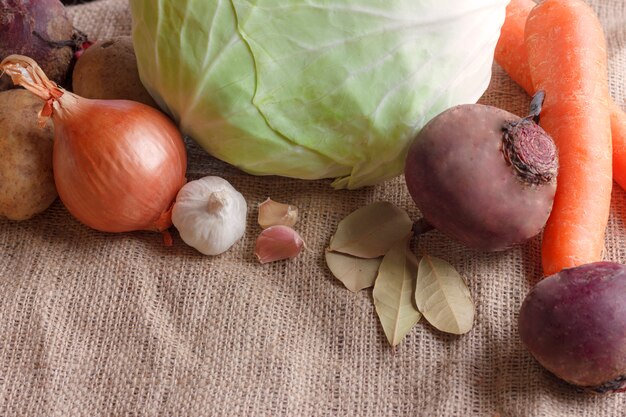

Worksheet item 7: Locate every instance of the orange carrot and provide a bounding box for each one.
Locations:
[496,0,626,193]
[525,0,613,276]
[494,0,535,95]
[612,101,626,188]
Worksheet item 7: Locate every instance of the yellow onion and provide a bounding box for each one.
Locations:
[0,55,187,233]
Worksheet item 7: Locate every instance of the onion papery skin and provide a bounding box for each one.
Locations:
[52,95,187,233]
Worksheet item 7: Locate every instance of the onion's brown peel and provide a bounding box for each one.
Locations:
[0,54,187,234]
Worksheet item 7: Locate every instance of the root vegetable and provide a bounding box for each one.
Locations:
[72,36,158,108]
[404,95,557,251]
[612,103,626,188]
[497,0,626,394]
[0,89,57,220]
[526,0,612,276]
[519,262,626,393]
[496,0,626,197]
[493,0,535,95]
[0,0,74,91]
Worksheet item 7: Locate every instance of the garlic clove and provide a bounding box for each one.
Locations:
[258,197,298,229]
[255,225,305,264]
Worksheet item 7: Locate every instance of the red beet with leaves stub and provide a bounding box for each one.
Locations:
[404,92,558,251]
[0,0,90,90]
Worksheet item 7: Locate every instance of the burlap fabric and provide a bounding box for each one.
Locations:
[1,1,626,416]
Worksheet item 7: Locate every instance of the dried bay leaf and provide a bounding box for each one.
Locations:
[415,255,474,335]
[373,236,421,346]
[325,250,382,292]
[329,202,412,258]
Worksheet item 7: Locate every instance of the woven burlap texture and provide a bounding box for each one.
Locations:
[2,0,626,416]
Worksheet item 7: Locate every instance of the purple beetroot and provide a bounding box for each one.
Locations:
[519,262,626,392]
[0,0,74,90]
[404,93,558,251]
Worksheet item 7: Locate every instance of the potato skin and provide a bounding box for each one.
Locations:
[519,262,626,392]
[404,104,556,251]
[0,89,57,220]
[72,36,158,108]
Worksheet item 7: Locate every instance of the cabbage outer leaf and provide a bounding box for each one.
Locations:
[131,0,507,188]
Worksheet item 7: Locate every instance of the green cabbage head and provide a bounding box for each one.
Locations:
[130,0,508,189]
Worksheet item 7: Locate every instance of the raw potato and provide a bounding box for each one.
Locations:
[0,89,57,220]
[72,36,158,108]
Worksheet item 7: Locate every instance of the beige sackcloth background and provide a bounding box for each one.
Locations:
[2,0,626,416]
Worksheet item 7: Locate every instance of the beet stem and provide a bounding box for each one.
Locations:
[32,28,90,52]
[527,90,545,123]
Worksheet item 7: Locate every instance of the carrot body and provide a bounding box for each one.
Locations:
[525,0,612,275]
[496,0,626,192]
[494,0,535,94]
[612,101,626,188]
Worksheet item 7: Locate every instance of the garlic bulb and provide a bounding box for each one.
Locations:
[172,176,247,255]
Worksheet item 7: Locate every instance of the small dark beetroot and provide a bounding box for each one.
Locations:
[519,262,626,393]
[0,0,74,90]
[404,98,558,251]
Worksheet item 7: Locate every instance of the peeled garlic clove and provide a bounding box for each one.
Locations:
[255,225,305,264]
[258,198,298,229]
[172,176,247,255]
